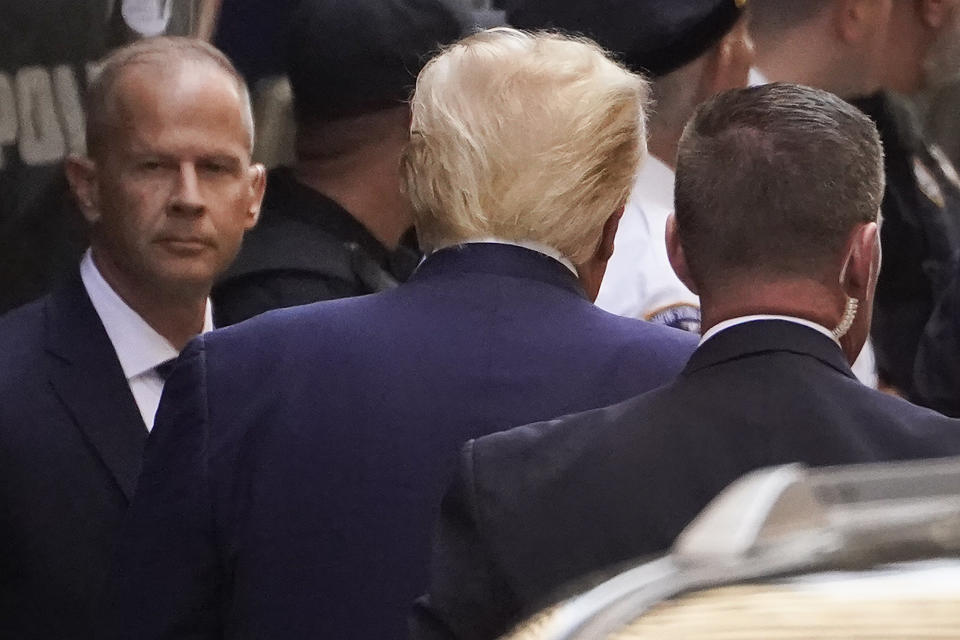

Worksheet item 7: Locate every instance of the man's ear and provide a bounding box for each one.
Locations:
[702,18,753,96]
[835,0,887,43]
[245,163,267,229]
[840,221,881,299]
[665,213,699,295]
[596,205,624,263]
[64,156,100,225]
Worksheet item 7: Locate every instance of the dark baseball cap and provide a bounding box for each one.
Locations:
[286,0,468,122]
[505,0,747,78]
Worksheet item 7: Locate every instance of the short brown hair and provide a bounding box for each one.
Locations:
[674,82,884,287]
[85,36,254,158]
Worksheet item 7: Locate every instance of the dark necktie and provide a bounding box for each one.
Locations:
[154,358,178,382]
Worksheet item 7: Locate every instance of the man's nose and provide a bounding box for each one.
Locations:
[169,164,205,216]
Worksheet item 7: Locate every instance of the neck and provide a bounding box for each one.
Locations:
[699,277,846,337]
[647,128,679,171]
[91,249,208,351]
[294,109,412,250]
[754,30,877,98]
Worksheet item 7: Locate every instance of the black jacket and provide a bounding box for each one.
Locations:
[413,320,960,640]
[852,92,960,396]
[0,275,147,639]
[212,167,418,326]
[914,265,960,416]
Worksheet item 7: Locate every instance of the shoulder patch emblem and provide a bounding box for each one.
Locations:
[930,145,960,192]
[914,155,945,209]
[645,303,701,334]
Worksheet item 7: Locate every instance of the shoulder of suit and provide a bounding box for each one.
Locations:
[0,295,50,398]
[0,294,47,350]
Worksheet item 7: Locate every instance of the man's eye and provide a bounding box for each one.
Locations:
[200,162,231,174]
[139,160,163,171]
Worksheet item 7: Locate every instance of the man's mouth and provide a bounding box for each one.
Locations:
[155,236,213,253]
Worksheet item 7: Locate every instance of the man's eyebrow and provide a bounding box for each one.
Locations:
[200,154,243,167]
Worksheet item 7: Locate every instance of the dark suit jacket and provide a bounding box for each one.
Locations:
[914,266,960,416]
[0,275,147,639]
[99,243,697,640]
[412,320,960,640]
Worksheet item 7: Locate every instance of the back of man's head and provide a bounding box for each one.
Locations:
[402,28,649,264]
[505,0,751,147]
[286,0,465,126]
[674,83,884,290]
[749,0,893,97]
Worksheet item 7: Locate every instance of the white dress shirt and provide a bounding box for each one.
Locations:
[701,315,839,346]
[595,155,700,331]
[748,67,770,87]
[80,250,213,431]
[432,238,579,276]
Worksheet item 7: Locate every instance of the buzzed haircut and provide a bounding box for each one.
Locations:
[674,82,884,287]
[84,36,254,158]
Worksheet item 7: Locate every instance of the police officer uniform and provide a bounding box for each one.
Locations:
[211,167,420,326]
[850,92,960,397]
[507,0,749,334]
[211,0,464,326]
[595,155,700,331]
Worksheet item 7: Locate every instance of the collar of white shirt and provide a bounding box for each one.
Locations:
[433,238,579,277]
[749,67,770,87]
[632,154,675,215]
[699,315,840,347]
[79,249,214,379]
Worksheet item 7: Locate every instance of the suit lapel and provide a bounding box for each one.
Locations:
[684,320,857,381]
[43,275,148,501]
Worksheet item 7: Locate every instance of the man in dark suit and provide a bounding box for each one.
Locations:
[0,38,265,639]
[413,83,960,640]
[99,29,697,640]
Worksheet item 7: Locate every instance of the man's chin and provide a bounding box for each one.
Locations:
[148,261,218,298]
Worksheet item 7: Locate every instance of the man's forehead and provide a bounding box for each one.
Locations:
[101,59,251,152]
[110,58,242,112]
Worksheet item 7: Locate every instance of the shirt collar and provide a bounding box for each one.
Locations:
[432,238,579,277]
[700,315,839,347]
[749,67,770,87]
[79,249,213,380]
[633,155,675,213]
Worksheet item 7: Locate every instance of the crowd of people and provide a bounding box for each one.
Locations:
[2,0,960,639]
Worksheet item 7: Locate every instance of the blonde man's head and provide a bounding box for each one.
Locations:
[402,28,650,265]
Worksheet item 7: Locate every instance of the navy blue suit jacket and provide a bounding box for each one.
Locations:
[100,244,697,640]
[413,320,960,640]
[0,276,147,639]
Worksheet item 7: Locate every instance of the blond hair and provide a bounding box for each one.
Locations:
[401,28,650,264]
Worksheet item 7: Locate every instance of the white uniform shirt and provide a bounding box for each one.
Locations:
[79,250,213,431]
[595,155,701,331]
